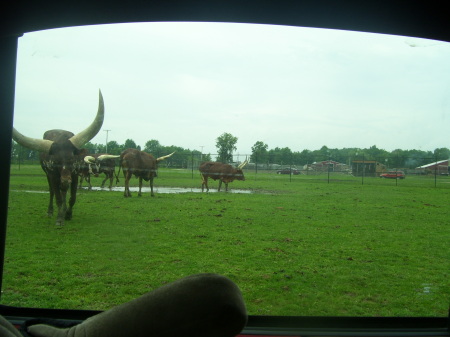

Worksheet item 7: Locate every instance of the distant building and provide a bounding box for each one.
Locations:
[416,160,449,175]
[352,160,386,177]
[309,160,348,172]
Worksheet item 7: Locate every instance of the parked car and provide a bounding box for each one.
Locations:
[276,168,300,175]
[380,171,405,179]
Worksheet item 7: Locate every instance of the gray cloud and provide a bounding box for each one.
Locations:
[13,22,450,155]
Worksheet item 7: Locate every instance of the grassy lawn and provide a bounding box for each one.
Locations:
[3,165,449,317]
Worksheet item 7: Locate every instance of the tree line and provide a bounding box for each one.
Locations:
[10,132,450,169]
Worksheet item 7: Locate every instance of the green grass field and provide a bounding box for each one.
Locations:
[3,165,449,317]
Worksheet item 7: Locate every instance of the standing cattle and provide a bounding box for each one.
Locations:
[77,149,96,190]
[118,148,175,197]
[199,160,249,192]
[12,90,105,226]
[81,153,120,190]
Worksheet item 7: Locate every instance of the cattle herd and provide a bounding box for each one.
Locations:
[11,91,248,226]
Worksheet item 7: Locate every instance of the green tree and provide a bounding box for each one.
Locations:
[11,141,39,164]
[106,140,121,155]
[216,132,237,163]
[83,141,98,154]
[433,147,450,160]
[251,141,268,164]
[144,139,162,155]
[95,143,106,154]
[279,147,293,165]
[268,147,293,165]
[123,139,138,149]
[297,149,314,165]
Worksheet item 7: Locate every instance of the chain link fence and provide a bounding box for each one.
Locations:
[11,152,450,187]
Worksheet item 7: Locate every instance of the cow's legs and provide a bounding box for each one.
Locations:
[149,177,154,197]
[45,174,54,217]
[66,174,78,221]
[78,176,84,189]
[201,175,209,192]
[109,174,113,190]
[100,173,109,189]
[124,170,132,197]
[86,174,92,190]
[218,179,229,192]
[104,172,113,190]
[138,177,143,197]
[54,181,66,226]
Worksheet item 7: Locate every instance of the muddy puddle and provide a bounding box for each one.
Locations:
[87,186,253,194]
[14,186,253,194]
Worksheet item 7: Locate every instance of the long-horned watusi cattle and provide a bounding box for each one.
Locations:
[118,148,175,197]
[199,160,249,192]
[77,149,95,190]
[12,90,105,226]
[80,153,120,190]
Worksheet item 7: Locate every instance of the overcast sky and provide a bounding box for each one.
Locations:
[13,22,450,155]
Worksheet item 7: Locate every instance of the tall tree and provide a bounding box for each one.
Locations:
[144,139,162,155]
[216,132,237,163]
[123,139,138,149]
[83,141,97,154]
[433,147,450,160]
[297,149,314,165]
[251,141,269,164]
[106,140,121,154]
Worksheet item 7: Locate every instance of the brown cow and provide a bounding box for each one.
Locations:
[77,149,96,190]
[12,90,105,226]
[199,160,248,192]
[118,148,174,197]
[81,153,120,190]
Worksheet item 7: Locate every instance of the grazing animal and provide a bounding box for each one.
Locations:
[199,160,249,192]
[77,149,96,190]
[12,90,105,226]
[118,148,174,197]
[81,153,120,190]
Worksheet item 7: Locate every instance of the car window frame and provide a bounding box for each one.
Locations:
[0,2,449,336]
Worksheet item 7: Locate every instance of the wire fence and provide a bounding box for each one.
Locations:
[11,152,450,188]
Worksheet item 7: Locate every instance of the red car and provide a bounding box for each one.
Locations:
[380,171,405,179]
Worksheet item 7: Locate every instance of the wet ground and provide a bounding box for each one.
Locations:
[14,186,253,194]
[88,186,253,194]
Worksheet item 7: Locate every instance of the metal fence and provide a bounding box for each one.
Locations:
[11,152,450,187]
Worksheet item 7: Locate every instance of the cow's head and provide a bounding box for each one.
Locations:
[12,90,104,184]
[84,154,119,176]
[84,155,100,177]
[46,139,84,189]
[235,159,249,181]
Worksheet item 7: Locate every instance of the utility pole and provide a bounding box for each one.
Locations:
[200,146,204,161]
[104,129,111,153]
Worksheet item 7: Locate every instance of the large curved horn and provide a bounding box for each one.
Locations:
[157,152,175,162]
[84,156,96,163]
[69,90,105,149]
[97,154,120,161]
[12,128,54,153]
[238,159,249,169]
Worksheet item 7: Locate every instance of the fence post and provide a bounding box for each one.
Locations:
[362,155,365,185]
[191,152,194,179]
[327,153,330,184]
[434,155,437,187]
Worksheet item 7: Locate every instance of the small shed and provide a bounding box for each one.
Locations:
[352,160,385,177]
[309,160,347,172]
